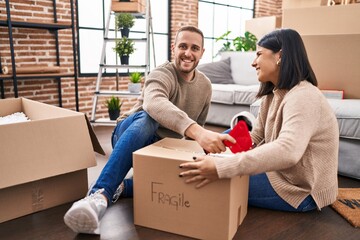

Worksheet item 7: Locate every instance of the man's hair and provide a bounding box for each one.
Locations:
[256,28,317,97]
[174,25,204,47]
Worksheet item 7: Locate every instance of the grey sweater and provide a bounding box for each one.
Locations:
[215,81,339,209]
[119,61,212,139]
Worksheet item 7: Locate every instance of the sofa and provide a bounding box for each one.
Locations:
[198,51,260,127]
[197,52,360,180]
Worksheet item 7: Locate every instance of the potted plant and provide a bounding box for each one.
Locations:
[128,71,142,93]
[115,13,135,38]
[113,37,135,65]
[104,96,122,120]
[215,30,257,55]
[233,31,257,52]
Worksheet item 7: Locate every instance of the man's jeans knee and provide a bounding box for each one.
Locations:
[112,111,159,148]
[91,111,160,202]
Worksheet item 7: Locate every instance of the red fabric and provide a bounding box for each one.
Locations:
[223,120,252,153]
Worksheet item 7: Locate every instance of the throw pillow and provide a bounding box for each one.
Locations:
[220,51,259,86]
[197,58,235,84]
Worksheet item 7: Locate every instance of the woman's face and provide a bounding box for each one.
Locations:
[252,46,281,85]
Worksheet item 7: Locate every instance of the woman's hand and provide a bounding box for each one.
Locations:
[179,155,219,188]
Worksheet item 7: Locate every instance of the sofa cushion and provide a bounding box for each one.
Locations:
[328,99,360,140]
[250,98,360,140]
[220,51,259,86]
[197,58,235,84]
[233,85,259,105]
[212,84,259,105]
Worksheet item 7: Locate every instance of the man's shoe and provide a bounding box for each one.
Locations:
[64,189,108,234]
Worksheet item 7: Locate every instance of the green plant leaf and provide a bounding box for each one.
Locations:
[115,13,135,29]
[104,96,122,111]
[113,37,135,57]
[215,30,258,56]
[129,72,142,83]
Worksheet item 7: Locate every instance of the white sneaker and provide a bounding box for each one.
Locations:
[64,189,108,234]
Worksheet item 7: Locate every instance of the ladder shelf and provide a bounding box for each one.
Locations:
[90,0,153,126]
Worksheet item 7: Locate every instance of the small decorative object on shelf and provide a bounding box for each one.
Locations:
[113,37,135,65]
[115,13,135,38]
[104,96,122,120]
[128,72,142,93]
[111,0,146,14]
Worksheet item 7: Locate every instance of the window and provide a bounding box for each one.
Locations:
[198,0,254,64]
[77,0,169,75]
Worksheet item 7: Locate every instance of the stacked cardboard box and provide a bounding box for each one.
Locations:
[282,0,328,9]
[133,138,249,240]
[245,16,282,40]
[0,98,104,223]
[111,0,146,14]
[282,4,360,99]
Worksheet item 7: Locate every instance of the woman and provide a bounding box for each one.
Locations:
[179,29,339,212]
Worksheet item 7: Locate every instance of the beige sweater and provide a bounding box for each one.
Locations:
[215,81,339,209]
[119,61,212,139]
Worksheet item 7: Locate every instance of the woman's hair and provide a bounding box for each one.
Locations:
[256,28,317,97]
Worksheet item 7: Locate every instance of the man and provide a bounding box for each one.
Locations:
[64,25,235,234]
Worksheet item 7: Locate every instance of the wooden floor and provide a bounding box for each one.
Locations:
[1,125,359,240]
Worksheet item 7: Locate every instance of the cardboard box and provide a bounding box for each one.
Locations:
[111,0,146,14]
[133,138,249,240]
[245,16,282,40]
[282,0,328,9]
[282,4,360,35]
[0,98,104,223]
[302,34,360,99]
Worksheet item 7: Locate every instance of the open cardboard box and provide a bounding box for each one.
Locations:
[133,138,249,240]
[0,98,104,223]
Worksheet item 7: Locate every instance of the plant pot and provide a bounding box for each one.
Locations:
[120,28,130,38]
[108,109,120,120]
[128,82,141,93]
[120,55,129,65]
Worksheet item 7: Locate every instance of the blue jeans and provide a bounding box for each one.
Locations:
[249,173,317,212]
[223,128,317,212]
[90,111,160,204]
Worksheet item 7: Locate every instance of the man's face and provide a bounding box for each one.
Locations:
[171,31,205,79]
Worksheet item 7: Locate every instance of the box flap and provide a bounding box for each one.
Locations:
[149,138,233,157]
[85,115,105,155]
[152,138,204,154]
[0,98,22,116]
[22,98,80,120]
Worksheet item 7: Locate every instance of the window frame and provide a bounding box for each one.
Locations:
[198,0,255,64]
[76,0,171,77]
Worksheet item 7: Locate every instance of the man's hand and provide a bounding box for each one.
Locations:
[179,155,219,188]
[185,124,235,153]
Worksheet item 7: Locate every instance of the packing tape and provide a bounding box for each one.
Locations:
[230,111,256,130]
